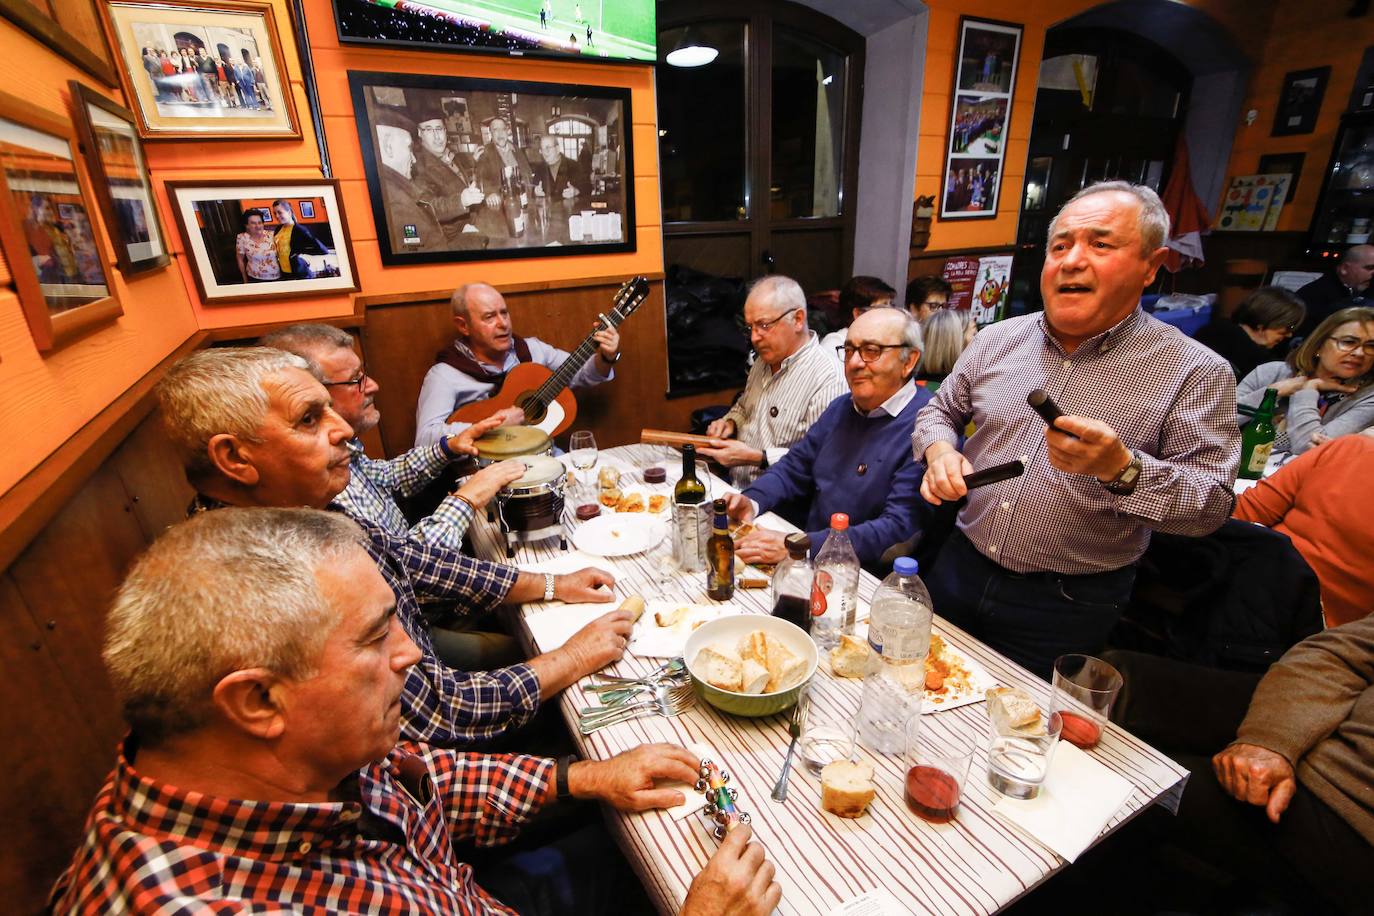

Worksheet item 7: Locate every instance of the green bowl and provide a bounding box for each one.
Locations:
[684,614,818,717]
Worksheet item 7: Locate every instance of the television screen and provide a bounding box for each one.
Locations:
[332,0,656,64]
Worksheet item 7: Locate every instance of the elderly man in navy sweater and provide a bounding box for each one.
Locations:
[725,307,931,571]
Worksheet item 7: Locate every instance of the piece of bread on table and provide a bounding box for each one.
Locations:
[616,492,646,513]
[598,466,621,489]
[617,595,646,624]
[829,635,872,679]
[820,760,876,819]
[696,645,742,691]
[741,659,770,694]
[599,488,622,508]
[648,494,667,513]
[655,605,687,628]
[987,686,1045,734]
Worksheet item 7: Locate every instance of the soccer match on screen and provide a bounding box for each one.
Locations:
[336,0,657,62]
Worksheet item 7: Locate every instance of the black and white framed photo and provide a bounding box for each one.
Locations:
[349,70,635,265]
[940,17,1022,220]
[1272,67,1330,137]
[68,81,171,277]
[165,179,359,303]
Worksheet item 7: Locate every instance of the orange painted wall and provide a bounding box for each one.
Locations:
[297,0,662,298]
[0,21,198,497]
[1222,0,1374,232]
[917,0,1275,253]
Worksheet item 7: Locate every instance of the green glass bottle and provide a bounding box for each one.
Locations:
[674,444,706,505]
[1239,387,1279,480]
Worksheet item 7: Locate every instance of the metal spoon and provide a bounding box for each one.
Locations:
[588,657,686,690]
[771,688,811,803]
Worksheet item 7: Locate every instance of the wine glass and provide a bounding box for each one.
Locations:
[569,430,597,495]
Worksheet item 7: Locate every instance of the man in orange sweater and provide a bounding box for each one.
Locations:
[1233,429,1374,626]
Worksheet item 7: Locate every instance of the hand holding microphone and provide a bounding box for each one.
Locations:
[1029,389,1134,481]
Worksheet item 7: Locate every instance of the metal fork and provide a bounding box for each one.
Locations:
[588,658,685,690]
[771,688,810,802]
[578,683,696,734]
[581,673,691,712]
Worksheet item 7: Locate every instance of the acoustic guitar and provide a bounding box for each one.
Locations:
[446,276,651,438]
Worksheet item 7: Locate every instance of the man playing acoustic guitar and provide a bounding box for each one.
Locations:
[415,282,622,447]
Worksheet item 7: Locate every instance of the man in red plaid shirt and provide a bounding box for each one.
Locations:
[51,508,781,914]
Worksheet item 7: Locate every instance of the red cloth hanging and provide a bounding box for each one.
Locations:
[1161,133,1210,273]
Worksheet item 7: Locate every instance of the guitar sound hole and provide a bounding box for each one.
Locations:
[516,393,547,424]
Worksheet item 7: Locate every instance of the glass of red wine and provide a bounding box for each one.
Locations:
[1048,654,1123,750]
[904,721,974,824]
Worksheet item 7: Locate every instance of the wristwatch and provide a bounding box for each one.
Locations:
[604,350,622,364]
[555,754,578,800]
[1102,451,1142,495]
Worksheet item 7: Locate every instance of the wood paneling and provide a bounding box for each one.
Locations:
[0,576,111,912]
[362,277,700,456]
[108,415,196,543]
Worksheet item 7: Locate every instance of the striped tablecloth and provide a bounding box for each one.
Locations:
[469,444,1189,915]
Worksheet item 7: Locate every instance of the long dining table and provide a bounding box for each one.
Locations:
[468,443,1190,915]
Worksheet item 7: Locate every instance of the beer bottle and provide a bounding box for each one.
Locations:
[706,498,734,600]
[673,444,706,504]
[1238,387,1279,480]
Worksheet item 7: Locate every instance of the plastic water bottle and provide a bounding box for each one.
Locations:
[857,557,933,754]
[810,513,859,651]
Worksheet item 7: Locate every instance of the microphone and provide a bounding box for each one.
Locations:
[1027,389,1079,439]
[963,459,1025,490]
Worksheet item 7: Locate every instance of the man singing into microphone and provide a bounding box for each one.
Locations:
[911,181,1240,678]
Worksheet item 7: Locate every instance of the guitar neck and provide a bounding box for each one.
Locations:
[526,279,646,416]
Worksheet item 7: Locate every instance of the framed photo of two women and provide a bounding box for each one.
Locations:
[940,17,1023,221]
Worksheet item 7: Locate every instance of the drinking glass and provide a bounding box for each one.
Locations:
[1049,654,1123,750]
[904,721,974,824]
[797,679,857,775]
[987,711,1063,800]
[569,430,597,503]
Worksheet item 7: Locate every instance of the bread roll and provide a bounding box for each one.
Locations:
[775,654,809,692]
[696,646,742,691]
[820,760,875,819]
[741,659,770,694]
[618,595,646,624]
[655,606,687,627]
[829,635,872,679]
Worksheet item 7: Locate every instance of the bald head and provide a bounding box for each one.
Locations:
[843,307,921,412]
[1338,245,1374,293]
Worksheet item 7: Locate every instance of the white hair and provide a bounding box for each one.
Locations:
[157,347,312,485]
[747,274,807,314]
[259,323,355,375]
[1048,180,1171,253]
[103,508,367,744]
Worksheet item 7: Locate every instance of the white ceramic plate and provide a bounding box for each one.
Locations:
[572,513,668,557]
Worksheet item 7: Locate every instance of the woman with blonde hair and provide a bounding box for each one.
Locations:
[915,308,977,391]
[1237,305,1374,454]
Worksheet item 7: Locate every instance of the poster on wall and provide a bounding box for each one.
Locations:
[939,17,1022,220]
[941,256,980,310]
[1213,174,1291,232]
[970,255,1013,324]
[1271,67,1330,137]
[165,179,359,304]
[349,70,635,265]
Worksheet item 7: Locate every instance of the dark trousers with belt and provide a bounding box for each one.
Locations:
[926,529,1136,680]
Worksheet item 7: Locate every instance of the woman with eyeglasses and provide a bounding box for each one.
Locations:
[1237,306,1374,454]
[1195,286,1307,380]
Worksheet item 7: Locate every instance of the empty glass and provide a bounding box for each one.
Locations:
[569,430,597,507]
[987,711,1063,800]
[797,679,857,775]
[1049,654,1123,750]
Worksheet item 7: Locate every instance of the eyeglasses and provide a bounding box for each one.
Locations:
[743,307,799,335]
[836,343,906,363]
[418,124,447,134]
[323,364,368,391]
[1327,335,1374,357]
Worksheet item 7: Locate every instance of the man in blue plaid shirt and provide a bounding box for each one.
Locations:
[158,347,632,749]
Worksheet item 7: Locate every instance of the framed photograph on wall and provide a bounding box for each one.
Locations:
[102,0,300,140]
[1272,67,1330,137]
[68,82,170,276]
[939,17,1022,221]
[165,179,359,304]
[1257,152,1305,203]
[0,90,121,352]
[349,70,635,265]
[0,0,117,86]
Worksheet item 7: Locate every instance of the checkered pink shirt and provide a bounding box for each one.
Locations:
[911,308,1240,575]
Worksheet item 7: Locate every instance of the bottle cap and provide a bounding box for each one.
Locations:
[784,533,811,557]
[713,497,727,512]
[829,513,849,531]
[893,557,919,576]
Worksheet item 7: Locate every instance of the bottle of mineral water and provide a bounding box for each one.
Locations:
[857,557,933,754]
[810,513,859,651]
